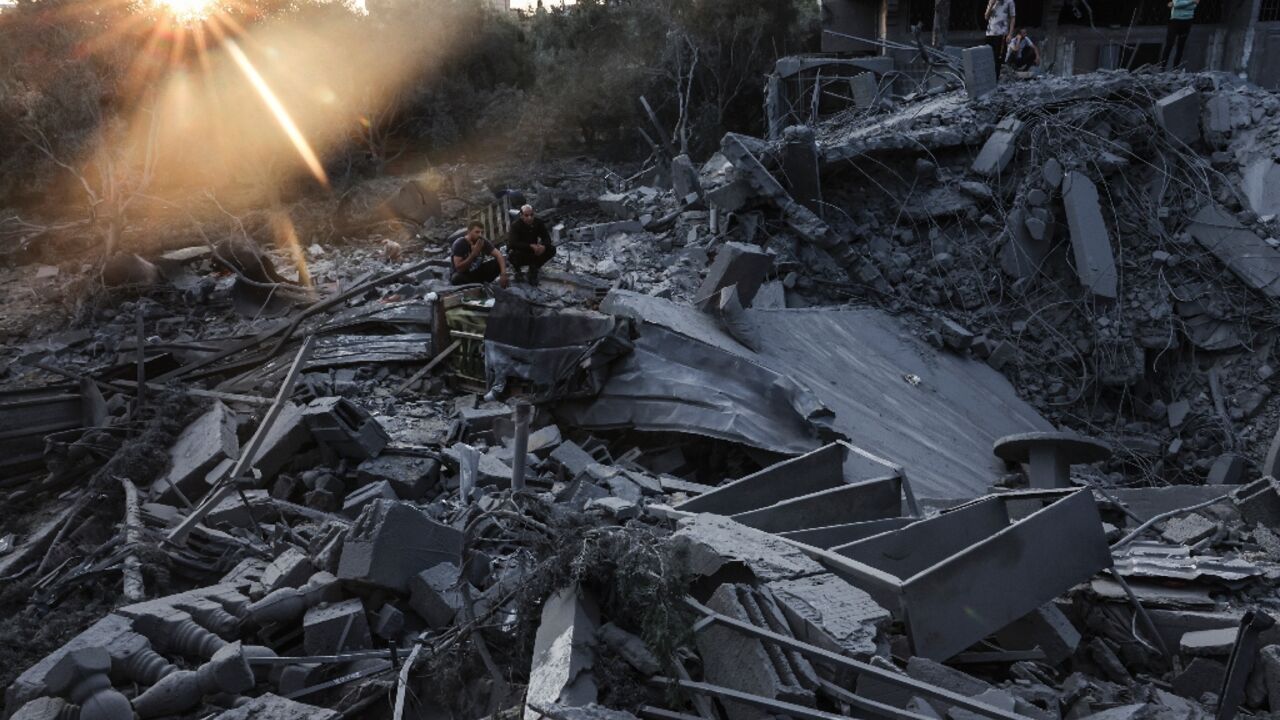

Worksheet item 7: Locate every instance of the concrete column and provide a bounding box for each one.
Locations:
[510,402,532,492]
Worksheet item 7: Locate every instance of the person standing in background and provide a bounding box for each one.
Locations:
[984,0,1017,76]
[1160,0,1199,69]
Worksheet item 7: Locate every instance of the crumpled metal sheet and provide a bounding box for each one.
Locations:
[599,290,1052,499]
[558,323,836,456]
[483,295,633,402]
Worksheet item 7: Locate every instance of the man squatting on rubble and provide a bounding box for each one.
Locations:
[984,0,1016,75]
[1006,28,1039,72]
[507,204,556,285]
[451,220,510,287]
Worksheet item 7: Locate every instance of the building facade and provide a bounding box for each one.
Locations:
[821,0,1280,88]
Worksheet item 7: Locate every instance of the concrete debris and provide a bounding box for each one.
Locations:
[10,64,1280,720]
[525,585,599,720]
[1154,87,1202,146]
[1062,171,1118,300]
[971,116,1023,177]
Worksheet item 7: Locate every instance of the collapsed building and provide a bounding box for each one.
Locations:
[3,40,1280,720]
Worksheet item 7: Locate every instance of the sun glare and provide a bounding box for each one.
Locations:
[154,0,217,21]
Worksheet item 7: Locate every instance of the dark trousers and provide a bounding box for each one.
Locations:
[1010,47,1035,71]
[451,258,501,285]
[986,34,1007,75]
[509,243,556,273]
[1161,19,1192,69]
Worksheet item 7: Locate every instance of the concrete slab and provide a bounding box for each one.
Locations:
[696,584,807,720]
[673,514,825,582]
[1062,172,1118,299]
[337,500,462,593]
[766,572,889,658]
[303,598,371,655]
[1186,204,1280,298]
[1154,87,1202,145]
[153,402,238,503]
[696,242,773,310]
[971,116,1023,176]
[962,46,996,100]
[211,693,337,720]
[1243,158,1280,218]
[525,585,599,720]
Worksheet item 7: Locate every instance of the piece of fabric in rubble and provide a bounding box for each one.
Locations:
[484,294,634,403]
[558,322,838,456]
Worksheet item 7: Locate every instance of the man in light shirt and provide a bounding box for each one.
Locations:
[984,0,1017,76]
[1160,0,1199,69]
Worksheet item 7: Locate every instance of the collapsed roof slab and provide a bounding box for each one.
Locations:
[590,291,1052,499]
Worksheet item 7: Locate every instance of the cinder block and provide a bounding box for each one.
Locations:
[337,500,462,593]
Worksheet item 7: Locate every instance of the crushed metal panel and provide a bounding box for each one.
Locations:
[778,518,918,549]
[730,476,905,534]
[677,442,894,515]
[558,323,834,456]
[898,490,1112,659]
[601,291,1053,499]
[808,490,1111,660]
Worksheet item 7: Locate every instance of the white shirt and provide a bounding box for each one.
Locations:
[986,0,1016,36]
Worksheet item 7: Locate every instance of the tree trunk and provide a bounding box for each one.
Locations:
[932,0,951,48]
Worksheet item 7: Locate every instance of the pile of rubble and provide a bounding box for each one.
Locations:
[4,62,1280,720]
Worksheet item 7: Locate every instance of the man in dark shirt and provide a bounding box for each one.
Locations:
[506,204,556,285]
[451,221,509,287]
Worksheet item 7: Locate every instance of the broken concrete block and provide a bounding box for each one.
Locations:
[597,623,660,675]
[1062,172,1118,300]
[696,584,811,720]
[994,603,1081,665]
[1243,158,1280,218]
[585,496,640,520]
[671,154,703,201]
[356,454,440,501]
[766,572,889,658]
[153,402,238,503]
[551,440,596,478]
[695,242,772,311]
[1172,657,1228,699]
[1204,93,1231,137]
[342,479,398,518]
[1186,204,1280,298]
[781,125,823,214]
[302,397,388,460]
[597,192,632,220]
[1179,627,1237,657]
[260,548,315,594]
[1160,514,1217,545]
[1168,399,1190,428]
[851,72,879,109]
[525,585,599,720]
[1000,207,1048,279]
[673,513,825,582]
[1207,453,1245,485]
[962,45,996,100]
[211,693,338,720]
[303,599,371,656]
[1043,159,1064,190]
[934,317,975,351]
[408,562,468,628]
[251,402,310,480]
[1154,87,1202,146]
[971,116,1023,176]
[337,499,462,593]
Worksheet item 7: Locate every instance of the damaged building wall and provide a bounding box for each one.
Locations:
[819,0,1280,89]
